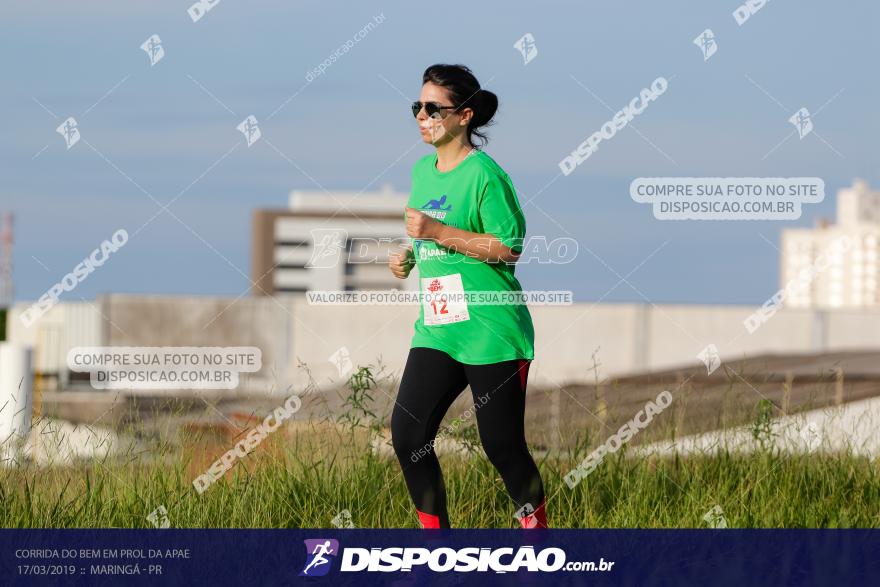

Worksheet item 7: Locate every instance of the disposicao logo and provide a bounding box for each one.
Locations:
[296,542,604,574]
[300,539,339,577]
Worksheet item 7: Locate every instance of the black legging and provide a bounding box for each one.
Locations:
[391,347,544,528]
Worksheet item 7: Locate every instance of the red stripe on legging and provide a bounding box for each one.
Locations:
[518,498,548,529]
[517,359,530,392]
[417,509,441,529]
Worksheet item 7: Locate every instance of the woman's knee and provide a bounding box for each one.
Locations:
[391,408,425,462]
[481,435,529,469]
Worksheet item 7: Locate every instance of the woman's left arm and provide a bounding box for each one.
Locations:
[405,207,520,264]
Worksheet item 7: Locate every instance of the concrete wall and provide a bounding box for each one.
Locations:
[100,294,292,394]
[645,304,817,374]
[827,311,880,349]
[287,301,419,390]
[8,294,880,393]
[529,304,640,386]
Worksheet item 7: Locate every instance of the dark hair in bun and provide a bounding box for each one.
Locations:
[422,63,498,147]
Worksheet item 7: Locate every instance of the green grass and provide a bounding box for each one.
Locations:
[1,364,879,529]
[2,447,878,528]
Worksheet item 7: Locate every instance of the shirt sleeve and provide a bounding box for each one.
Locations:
[478,172,526,254]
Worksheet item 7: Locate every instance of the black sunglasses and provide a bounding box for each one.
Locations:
[411,101,459,119]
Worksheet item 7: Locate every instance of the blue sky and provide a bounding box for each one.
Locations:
[2,0,877,305]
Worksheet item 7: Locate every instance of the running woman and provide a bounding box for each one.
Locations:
[388,64,546,529]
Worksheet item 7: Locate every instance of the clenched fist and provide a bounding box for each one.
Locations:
[389,244,415,279]
[405,207,444,240]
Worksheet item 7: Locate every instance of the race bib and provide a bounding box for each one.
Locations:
[421,273,470,326]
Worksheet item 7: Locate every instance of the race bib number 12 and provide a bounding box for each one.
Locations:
[421,273,470,326]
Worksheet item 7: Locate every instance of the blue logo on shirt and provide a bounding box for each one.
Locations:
[420,195,451,219]
[421,194,452,211]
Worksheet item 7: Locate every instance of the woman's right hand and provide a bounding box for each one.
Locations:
[389,244,415,279]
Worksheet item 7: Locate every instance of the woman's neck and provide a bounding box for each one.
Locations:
[435,139,474,172]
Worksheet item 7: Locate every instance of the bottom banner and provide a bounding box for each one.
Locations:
[1,529,878,585]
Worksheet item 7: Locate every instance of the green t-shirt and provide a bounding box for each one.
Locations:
[407,149,535,364]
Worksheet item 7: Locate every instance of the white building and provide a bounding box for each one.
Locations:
[251,184,417,295]
[782,180,880,308]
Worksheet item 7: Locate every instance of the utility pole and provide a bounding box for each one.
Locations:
[0,212,12,308]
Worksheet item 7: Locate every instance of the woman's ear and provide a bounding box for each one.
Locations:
[458,107,473,127]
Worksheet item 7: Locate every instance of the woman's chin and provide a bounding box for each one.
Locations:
[421,133,451,146]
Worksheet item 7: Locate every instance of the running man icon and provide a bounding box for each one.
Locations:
[299,539,339,577]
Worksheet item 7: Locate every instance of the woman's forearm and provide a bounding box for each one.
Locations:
[405,207,519,263]
[434,224,519,264]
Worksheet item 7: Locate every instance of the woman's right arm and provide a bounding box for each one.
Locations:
[389,244,414,279]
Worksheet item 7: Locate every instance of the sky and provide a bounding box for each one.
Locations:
[2,0,877,306]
